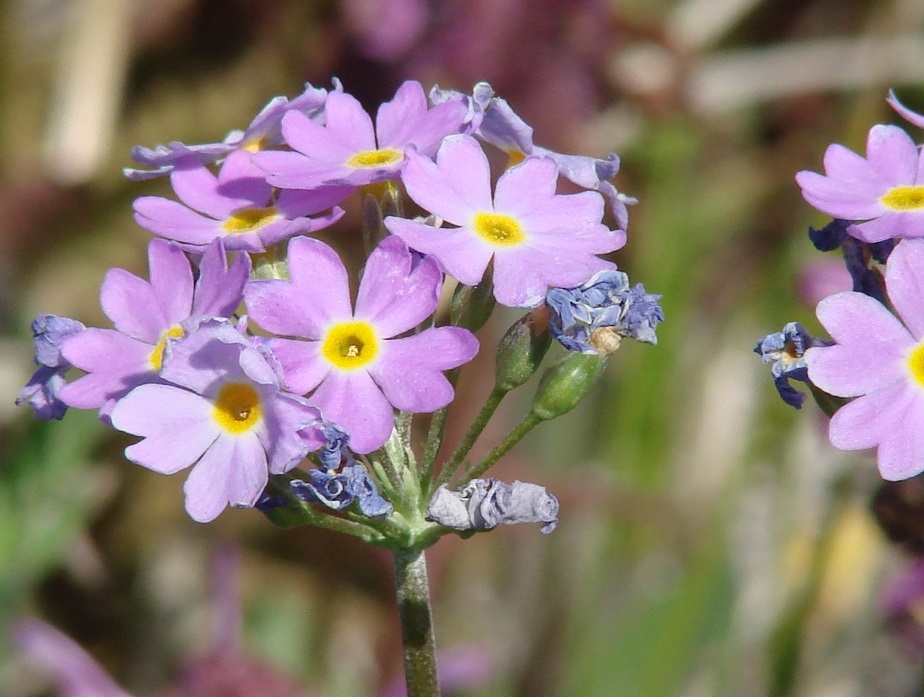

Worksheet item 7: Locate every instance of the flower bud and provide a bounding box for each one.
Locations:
[450,264,496,332]
[495,307,552,392]
[530,352,606,421]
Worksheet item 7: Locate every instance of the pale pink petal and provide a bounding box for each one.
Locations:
[170,160,237,218]
[265,338,328,394]
[147,239,194,325]
[886,239,924,338]
[310,370,394,453]
[384,218,493,286]
[827,381,910,451]
[99,268,168,342]
[182,436,236,522]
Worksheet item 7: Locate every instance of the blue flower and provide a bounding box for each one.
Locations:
[546,270,663,355]
[290,464,392,519]
[16,314,85,420]
[754,321,829,409]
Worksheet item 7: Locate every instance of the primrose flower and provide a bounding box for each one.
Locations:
[254,80,468,190]
[59,238,249,415]
[546,269,663,355]
[245,235,479,453]
[110,321,322,522]
[133,151,348,253]
[124,80,339,180]
[431,82,635,230]
[805,239,924,480]
[17,314,86,420]
[385,134,625,308]
[795,124,924,243]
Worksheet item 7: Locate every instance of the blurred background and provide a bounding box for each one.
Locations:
[3,0,924,695]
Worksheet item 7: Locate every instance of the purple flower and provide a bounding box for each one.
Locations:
[431,82,635,230]
[254,80,469,190]
[888,89,924,131]
[805,238,924,480]
[385,134,625,308]
[16,314,85,420]
[59,238,249,415]
[244,235,479,453]
[795,124,924,243]
[124,81,339,180]
[110,321,321,522]
[133,151,348,253]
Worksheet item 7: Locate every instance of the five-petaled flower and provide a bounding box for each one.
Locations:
[245,235,480,453]
[385,134,625,308]
[806,238,924,480]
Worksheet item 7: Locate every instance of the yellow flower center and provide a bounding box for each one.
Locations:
[908,341,924,388]
[222,206,280,234]
[148,325,185,371]
[213,382,262,434]
[473,212,526,246]
[321,321,379,370]
[241,136,268,153]
[506,150,527,168]
[345,148,403,169]
[881,185,924,211]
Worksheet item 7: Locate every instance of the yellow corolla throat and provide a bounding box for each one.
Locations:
[148,325,185,371]
[322,321,379,370]
[473,212,526,246]
[346,148,403,169]
[222,206,281,235]
[213,382,263,434]
[241,136,268,153]
[881,185,924,211]
[908,341,924,389]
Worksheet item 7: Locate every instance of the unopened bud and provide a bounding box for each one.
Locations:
[531,352,606,420]
[495,307,552,392]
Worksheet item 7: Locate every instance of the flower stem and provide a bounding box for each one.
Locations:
[394,549,440,697]
[433,386,508,491]
[458,410,543,485]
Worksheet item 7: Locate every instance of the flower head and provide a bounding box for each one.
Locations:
[245,235,479,453]
[133,151,348,253]
[16,314,85,420]
[110,321,322,522]
[546,269,663,355]
[124,81,338,180]
[60,238,249,416]
[255,80,469,190]
[385,134,625,308]
[805,238,924,479]
[796,124,924,243]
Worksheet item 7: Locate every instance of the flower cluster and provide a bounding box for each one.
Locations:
[19,79,659,536]
[758,92,924,482]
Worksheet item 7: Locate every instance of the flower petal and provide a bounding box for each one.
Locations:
[310,370,394,454]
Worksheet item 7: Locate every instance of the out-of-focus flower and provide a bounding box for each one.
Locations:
[133,151,348,253]
[806,239,924,479]
[883,557,924,657]
[110,321,322,522]
[427,479,560,534]
[254,80,468,191]
[755,322,830,409]
[125,81,339,180]
[546,269,663,355]
[16,314,85,420]
[245,235,479,453]
[796,124,924,243]
[59,239,249,417]
[385,134,624,308]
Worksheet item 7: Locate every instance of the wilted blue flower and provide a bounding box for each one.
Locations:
[16,314,85,420]
[290,463,393,518]
[809,218,893,305]
[754,321,829,409]
[546,270,663,355]
[427,479,559,534]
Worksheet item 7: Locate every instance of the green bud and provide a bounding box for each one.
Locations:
[495,306,552,392]
[531,352,607,421]
[450,263,496,331]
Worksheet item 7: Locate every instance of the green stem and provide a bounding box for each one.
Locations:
[458,410,543,485]
[394,549,440,697]
[433,386,508,490]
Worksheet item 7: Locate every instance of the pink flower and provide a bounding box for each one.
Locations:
[795,124,924,243]
[244,235,479,453]
[805,238,924,480]
[385,134,625,308]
